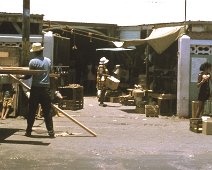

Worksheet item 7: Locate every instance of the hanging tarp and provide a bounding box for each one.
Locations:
[122,26,185,54]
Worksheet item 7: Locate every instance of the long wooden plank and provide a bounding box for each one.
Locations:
[9,74,97,137]
[51,104,97,137]
[0,67,46,75]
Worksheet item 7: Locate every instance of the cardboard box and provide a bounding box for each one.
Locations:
[202,118,212,135]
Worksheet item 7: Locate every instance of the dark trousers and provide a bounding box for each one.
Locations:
[99,89,106,104]
[26,86,54,132]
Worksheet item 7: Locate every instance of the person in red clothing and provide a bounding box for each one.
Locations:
[196,62,212,118]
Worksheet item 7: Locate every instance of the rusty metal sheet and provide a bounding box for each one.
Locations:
[0,67,46,75]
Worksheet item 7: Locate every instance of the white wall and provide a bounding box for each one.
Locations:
[177,35,190,117]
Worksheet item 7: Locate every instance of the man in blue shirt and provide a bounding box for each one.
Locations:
[24,42,55,138]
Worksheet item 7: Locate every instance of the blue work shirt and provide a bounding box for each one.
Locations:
[29,56,51,88]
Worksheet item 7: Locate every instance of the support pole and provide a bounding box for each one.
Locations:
[22,0,30,66]
[145,29,151,89]
[184,0,187,32]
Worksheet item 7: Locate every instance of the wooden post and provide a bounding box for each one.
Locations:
[22,0,30,66]
[145,29,150,89]
[184,0,187,32]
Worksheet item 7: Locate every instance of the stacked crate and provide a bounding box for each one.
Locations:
[58,84,83,110]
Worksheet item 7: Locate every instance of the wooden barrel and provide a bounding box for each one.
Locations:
[192,101,199,118]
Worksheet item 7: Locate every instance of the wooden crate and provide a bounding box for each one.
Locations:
[110,97,120,103]
[189,118,202,133]
[59,99,83,110]
[135,106,145,114]
[119,95,135,106]
[145,105,159,117]
[58,85,83,100]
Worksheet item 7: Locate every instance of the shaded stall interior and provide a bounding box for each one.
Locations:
[95,46,147,91]
[0,13,43,117]
[146,41,178,115]
[45,24,118,95]
[148,41,178,94]
[48,24,179,106]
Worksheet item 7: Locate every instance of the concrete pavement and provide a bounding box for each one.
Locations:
[1,97,212,170]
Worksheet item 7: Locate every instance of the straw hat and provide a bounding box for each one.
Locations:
[99,57,109,64]
[30,43,44,52]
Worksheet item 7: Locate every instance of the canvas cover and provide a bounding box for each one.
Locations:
[122,26,185,54]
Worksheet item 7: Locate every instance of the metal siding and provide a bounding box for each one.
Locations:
[120,30,140,40]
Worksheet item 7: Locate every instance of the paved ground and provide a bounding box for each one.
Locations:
[1,97,212,170]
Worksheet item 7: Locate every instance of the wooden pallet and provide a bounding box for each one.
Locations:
[190,118,202,133]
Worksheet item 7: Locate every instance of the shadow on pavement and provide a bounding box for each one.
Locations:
[106,105,121,108]
[0,140,50,146]
[120,109,136,114]
[0,128,20,140]
[0,128,50,146]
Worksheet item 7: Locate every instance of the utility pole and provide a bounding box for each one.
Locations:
[145,29,151,90]
[184,0,187,32]
[22,0,30,66]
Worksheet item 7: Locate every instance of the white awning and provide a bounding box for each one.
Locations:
[121,26,185,54]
